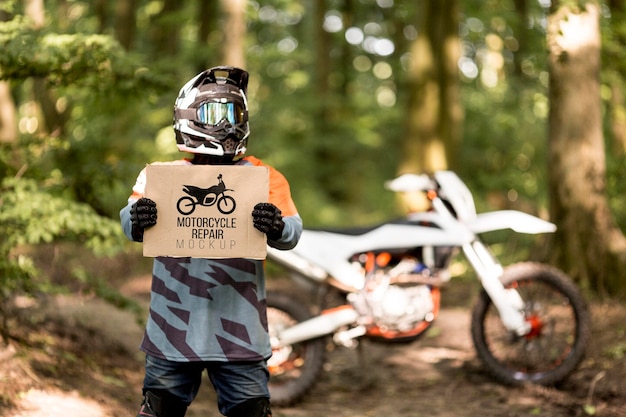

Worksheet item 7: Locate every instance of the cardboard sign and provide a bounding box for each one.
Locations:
[143,164,269,259]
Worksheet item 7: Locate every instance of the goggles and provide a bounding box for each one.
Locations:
[196,101,245,126]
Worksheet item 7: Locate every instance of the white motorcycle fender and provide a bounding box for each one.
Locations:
[469,210,556,235]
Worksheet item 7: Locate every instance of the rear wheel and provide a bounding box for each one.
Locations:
[266,291,326,407]
[176,197,195,215]
[471,262,590,386]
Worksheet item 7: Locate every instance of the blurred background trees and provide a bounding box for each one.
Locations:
[547,1,626,296]
[0,0,625,327]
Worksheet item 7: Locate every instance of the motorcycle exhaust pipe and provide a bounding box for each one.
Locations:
[273,306,359,347]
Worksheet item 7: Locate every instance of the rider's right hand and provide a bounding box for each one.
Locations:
[130,197,157,242]
[252,202,284,240]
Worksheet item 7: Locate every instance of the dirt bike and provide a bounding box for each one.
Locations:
[265,170,590,407]
[176,174,236,215]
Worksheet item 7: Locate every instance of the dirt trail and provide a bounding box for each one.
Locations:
[8,390,108,417]
[2,274,625,417]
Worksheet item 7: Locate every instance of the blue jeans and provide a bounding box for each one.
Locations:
[143,355,270,416]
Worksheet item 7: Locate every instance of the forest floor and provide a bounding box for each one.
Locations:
[0,250,625,417]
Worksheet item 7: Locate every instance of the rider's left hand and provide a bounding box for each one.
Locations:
[252,202,284,240]
[130,197,157,242]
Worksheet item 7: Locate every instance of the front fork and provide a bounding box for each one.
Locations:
[463,240,531,336]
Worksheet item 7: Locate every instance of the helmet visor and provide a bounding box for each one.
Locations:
[196,101,245,126]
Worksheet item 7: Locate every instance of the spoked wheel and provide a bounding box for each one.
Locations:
[266,291,326,407]
[471,262,590,386]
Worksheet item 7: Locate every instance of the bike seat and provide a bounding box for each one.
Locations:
[307,225,379,236]
[183,185,203,192]
[306,218,440,236]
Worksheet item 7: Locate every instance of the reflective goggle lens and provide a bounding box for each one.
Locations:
[197,102,243,125]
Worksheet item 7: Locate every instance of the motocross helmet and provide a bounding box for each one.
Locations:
[173,66,250,160]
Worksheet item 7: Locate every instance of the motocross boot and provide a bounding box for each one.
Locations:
[226,397,272,417]
[136,389,188,417]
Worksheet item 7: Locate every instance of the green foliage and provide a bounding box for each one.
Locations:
[245,1,406,226]
[250,85,403,226]
[0,4,183,340]
[0,15,168,91]
[460,78,550,212]
[47,85,173,216]
[0,11,175,216]
[0,174,127,337]
[0,176,125,253]
[0,0,624,318]
[457,0,552,213]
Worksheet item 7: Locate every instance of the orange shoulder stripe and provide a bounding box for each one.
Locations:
[244,156,298,217]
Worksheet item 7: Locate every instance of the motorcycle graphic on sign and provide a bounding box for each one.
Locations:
[176,174,236,215]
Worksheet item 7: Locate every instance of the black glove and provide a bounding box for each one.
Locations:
[252,202,285,241]
[130,197,157,242]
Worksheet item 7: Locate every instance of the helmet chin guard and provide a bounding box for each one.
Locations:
[173,66,250,159]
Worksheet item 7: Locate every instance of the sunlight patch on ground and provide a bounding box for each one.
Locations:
[9,389,107,417]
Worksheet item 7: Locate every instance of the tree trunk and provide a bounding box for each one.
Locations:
[607,0,626,155]
[399,0,462,174]
[313,0,330,120]
[92,0,107,34]
[196,0,219,73]
[114,0,138,50]
[512,0,528,77]
[26,0,68,136]
[33,80,68,136]
[220,0,246,68]
[0,82,17,143]
[25,0,44,27]
[339,0,354,97]
[0,9,16,143]
[150,0,182,58]
[547,1,626,296]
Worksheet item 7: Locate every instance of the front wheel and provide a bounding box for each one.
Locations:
[471,262,590,386]
[266,291,326,407]
[217,195,236,214]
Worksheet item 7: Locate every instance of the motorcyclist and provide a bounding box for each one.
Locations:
[119,66,302,417]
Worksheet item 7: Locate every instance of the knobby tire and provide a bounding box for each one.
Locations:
[266,291,326,407]
[470,262,590,386]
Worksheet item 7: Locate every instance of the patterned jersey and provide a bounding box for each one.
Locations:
[120,156,302,362]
